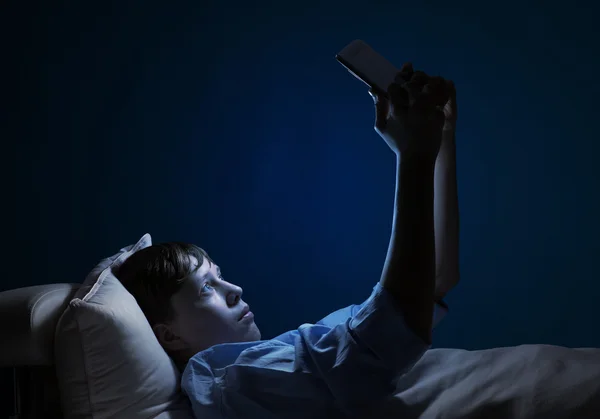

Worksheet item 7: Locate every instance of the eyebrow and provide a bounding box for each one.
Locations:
[202,266,221,281]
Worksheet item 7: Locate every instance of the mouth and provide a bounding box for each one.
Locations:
[238,305,250,321]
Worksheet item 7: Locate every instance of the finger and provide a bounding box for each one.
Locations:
[413,90,438,111]
[372,91,390,131]
[423,78,449,108]
[405,71,429,100]
[414,87,450,117]
[368,89,377,102]
[427,76,446,91]
[406,70,429,90]
[411,70,429,85]
[400,62,413,74]
[395,62,414,83]
[415,96,446,128]
[387,83,409,112]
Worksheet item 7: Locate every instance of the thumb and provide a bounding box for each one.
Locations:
[369,90,389,132]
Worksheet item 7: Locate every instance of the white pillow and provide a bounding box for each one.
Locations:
[54,234,193,419]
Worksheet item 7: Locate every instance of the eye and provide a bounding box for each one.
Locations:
[201,282,214,294]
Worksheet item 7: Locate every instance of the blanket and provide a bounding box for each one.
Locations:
[381,345,600,419]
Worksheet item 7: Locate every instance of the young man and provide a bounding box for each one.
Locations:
[118,63,460,418]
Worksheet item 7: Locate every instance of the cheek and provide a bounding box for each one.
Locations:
[181,303,235,338]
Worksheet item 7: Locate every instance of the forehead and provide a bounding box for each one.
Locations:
[189,255,217,279]
[175,255,217,300]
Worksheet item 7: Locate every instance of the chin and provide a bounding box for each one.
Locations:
[246,323,261,342]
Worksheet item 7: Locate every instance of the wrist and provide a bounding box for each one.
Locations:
[443,117,457,133]
[438,130,456,160]
[397,154,436,173]
[442,127,456,143]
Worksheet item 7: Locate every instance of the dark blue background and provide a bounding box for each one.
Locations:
[3,1,599,354]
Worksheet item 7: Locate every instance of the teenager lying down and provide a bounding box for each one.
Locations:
[117,64,600,419]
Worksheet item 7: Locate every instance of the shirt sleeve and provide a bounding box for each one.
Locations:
[316,288,449,329]
[182,286,439,418]
[275,297,447,346]
[296,283,430,415]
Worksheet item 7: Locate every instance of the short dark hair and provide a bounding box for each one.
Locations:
[116,242,213,327]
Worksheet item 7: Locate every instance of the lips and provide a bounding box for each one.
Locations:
[238,305,250,321]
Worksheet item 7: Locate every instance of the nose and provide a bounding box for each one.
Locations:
[226,283,243,307]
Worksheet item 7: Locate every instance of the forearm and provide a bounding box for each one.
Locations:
[379,155,436,344]
[433,129,460,300]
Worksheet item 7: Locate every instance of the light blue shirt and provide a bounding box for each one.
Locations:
[181,284,449,419]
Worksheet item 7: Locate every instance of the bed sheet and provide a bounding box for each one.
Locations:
[381,345,600,418]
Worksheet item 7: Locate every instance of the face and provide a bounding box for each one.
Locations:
[154,256,261,359]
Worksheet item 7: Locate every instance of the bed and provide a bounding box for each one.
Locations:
[2,234,600,419]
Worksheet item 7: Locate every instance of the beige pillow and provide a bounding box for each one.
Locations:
[54,234,192,418]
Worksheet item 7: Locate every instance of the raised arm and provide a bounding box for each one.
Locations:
[380,157,436,344]
[434,83,460,301]
[373,65,451,345]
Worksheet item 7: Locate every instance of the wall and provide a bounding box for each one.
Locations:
[3,0,599,356]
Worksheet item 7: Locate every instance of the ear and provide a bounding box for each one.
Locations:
[152,322,189,352]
